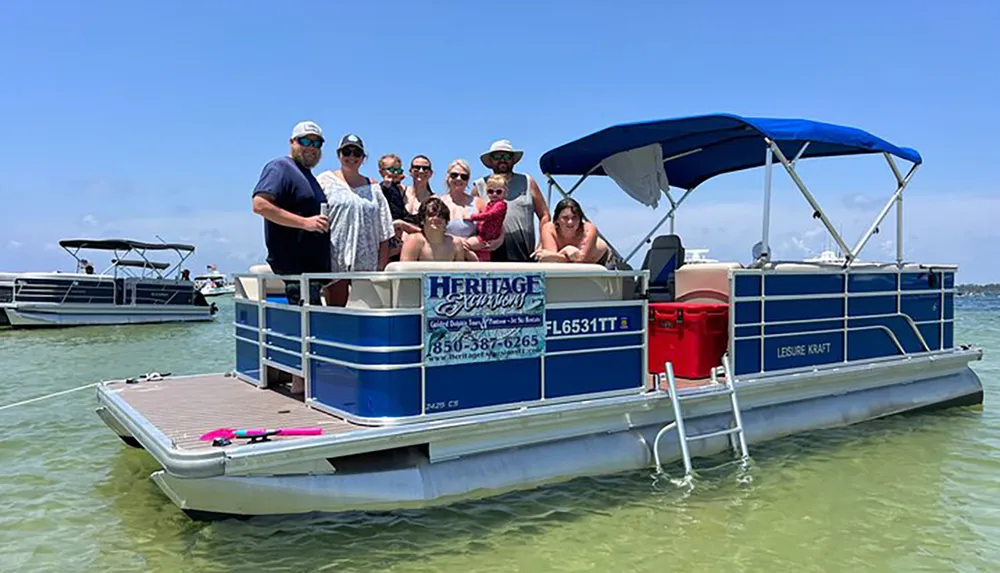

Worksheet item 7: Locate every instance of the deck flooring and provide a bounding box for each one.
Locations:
[103,374,361,451]
[104,372,718,452]
[648,373,722,392]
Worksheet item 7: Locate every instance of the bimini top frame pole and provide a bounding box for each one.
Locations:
[538,113,923,267]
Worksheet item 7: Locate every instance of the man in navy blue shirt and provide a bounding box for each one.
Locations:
[252,120,331,305]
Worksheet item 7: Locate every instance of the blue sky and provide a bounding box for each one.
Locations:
[1,0,997,282]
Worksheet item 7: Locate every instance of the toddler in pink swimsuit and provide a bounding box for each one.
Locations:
[463,174,508,261]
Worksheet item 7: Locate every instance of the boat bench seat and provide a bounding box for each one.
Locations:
[236,264,287,301]
[236,262,626,308]
[673,262,742,304]
[347,261,623,309]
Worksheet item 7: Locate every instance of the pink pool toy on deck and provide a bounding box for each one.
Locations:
[199,427,324,441]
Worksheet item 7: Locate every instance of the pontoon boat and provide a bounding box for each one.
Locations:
[94,114,983,519]
[1,239,218,328]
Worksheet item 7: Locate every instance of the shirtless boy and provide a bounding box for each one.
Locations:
[400,197,478,262]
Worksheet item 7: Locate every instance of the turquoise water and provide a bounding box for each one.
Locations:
[0,297,997,572]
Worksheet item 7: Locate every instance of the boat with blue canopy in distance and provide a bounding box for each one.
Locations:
[0,238,218,328]
[93,114,983,520]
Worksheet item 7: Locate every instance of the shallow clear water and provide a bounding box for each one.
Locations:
[1,296,997,572]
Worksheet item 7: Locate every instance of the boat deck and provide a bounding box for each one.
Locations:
[102,372,719,453]
[102,374,363,452]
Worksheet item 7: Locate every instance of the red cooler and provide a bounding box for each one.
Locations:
[648,302,729,379]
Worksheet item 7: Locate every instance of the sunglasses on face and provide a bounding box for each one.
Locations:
[382,166,404,175]
[487,187,505,195]
[449,172,469,181]
[411,165,431,172]
[339,146,364,158]
[297,137,324,149]
[490,152,513,161]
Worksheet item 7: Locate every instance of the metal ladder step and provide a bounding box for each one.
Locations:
[686,427,742,442]
[653,355,751,479]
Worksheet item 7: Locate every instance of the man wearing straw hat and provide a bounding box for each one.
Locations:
[474,139,550,262]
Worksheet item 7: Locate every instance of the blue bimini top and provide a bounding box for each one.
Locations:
[539,113,921,191]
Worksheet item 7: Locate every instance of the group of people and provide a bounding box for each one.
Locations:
[251,120,614,306]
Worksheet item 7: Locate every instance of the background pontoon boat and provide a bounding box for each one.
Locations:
[94,114,983,520]
[1,238,218,328]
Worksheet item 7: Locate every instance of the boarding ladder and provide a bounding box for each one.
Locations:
[653,355,750,479]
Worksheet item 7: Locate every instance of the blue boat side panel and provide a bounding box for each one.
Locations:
[764,273,844,296]
[309,312,421,347]
[234,324,257,341]
[943,272,955,288]
[235,301,258,328]
[734,339,761,376]
[917,323,941,351]
[944,322,954,349]
[765,298,844,322]
[900,272,937,291]
[265,344,301,371]
[848,295,896,317]
[734,301,761,325]
[310,343,420,366]
[266,295,290,305]
[943,293,954,320]
[265,334,301,354]
[849,317,924,353]
[847,329,901,361]
[235,339,260,382]
[901,293,941,322]
[763,331,844,371]
[546,333,642,353]
[425,359,541,413]
[265,307,301,338]
[310,360,422,418]
[734,275,761,297]
[848,273,898,293]
[545,348,644,398]
[735,325,761,338]
[764,319,843,336]
[545,305,643,338]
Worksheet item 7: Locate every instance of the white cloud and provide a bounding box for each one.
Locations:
[82,214,98,226]
[6,240,22,249]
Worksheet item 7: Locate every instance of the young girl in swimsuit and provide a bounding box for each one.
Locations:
[533,197,612,265]
[462,174,508,262]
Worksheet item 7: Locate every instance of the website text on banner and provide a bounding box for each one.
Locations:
[422,273,546,367]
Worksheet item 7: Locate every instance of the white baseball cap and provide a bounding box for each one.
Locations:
[291,120,323,140]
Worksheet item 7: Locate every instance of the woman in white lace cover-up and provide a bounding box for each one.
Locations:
[315,133,393,306]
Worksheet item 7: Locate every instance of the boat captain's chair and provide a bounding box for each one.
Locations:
[640,234,685,302]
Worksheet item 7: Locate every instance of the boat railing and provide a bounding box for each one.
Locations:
[230,263,653,426]
[720,263,957,378]
[11,274,118,305]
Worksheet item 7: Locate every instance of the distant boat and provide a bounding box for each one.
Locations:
[0,238,218,328]
[804,249,848,264]
[193,266,236,297]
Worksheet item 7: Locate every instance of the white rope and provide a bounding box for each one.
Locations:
[0,382,99,412]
